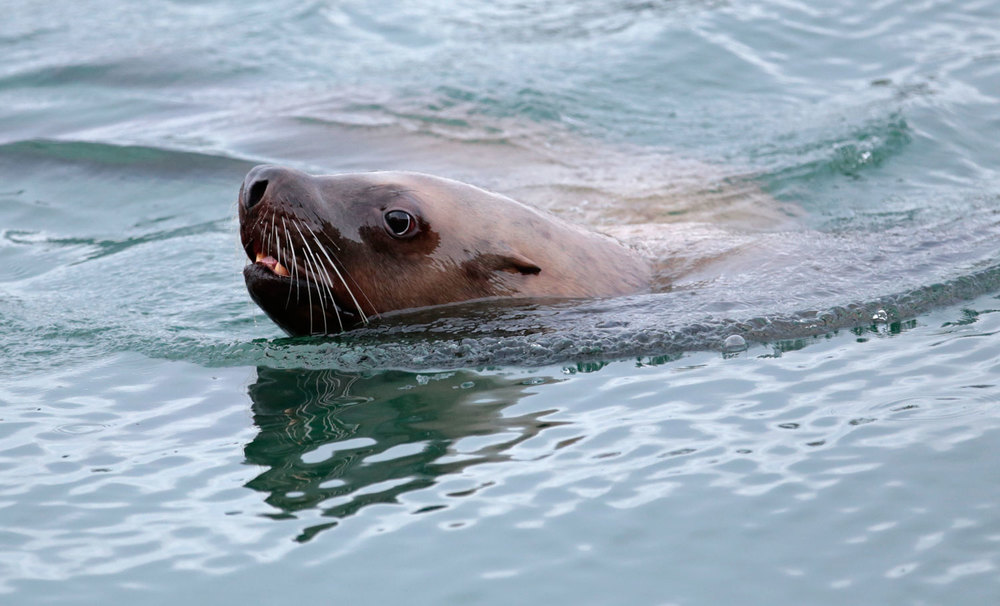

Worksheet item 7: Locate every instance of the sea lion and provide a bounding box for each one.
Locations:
[238,165,651,335]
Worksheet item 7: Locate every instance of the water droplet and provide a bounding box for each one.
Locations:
[722,334,747,353]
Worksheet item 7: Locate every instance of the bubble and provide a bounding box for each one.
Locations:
[722,334,747,353]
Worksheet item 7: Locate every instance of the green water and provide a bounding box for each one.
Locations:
[2,1,1000,604]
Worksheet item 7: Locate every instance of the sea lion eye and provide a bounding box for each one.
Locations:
[384,210,416,238]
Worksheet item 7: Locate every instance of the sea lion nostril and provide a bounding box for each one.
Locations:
[245,179,269,210]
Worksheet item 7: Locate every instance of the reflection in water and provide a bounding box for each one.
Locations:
[243,367,564,541]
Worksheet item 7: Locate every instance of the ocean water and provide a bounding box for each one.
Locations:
[2,1,999,604]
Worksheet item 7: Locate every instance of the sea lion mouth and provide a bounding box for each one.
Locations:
[254,252,292,277]
[242,260,361,336]
[239,207,374,335]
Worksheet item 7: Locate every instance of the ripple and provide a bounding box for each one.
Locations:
[870,394,998,422]
[4,0,1000,602]
[54,423,107,435]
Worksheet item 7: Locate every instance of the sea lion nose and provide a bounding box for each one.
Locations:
[241,165,277,210]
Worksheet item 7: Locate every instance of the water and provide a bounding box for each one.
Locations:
[2,1,1000,603]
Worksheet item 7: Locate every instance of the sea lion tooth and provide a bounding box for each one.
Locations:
[254,253,286,276]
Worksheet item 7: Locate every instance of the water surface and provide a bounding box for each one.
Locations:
[2,0,999,604]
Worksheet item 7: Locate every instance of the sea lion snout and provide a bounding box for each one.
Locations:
[240,165,315,211]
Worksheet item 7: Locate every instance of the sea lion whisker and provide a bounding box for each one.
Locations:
[304,249,331,334]
[290,234,317,335]
[318,242,369,325]
[305,224,372,324]
[273,223,282,265]
[310,224,341,251]
[301,252,326,334]
[292,223,326,289]
[260,217,269,254]
[249,216,268,256]
[266,213,275,255]
[294,223,341,333]
[315,229,380,320]
[338,257,379,321]
[304,255,318,334]
[314,258,341,334]
[307,249,346,332]
[272,217,282,268]
[282,217,300,306]
[250,211,268,234]
[275,223,296,307]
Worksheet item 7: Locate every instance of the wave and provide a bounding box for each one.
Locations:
[0,138,254,174]
[0,115,996,375]
[165,260,1000,371]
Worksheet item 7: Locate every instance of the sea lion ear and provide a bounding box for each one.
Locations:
[481,252,542,276]
[493,253,542,276]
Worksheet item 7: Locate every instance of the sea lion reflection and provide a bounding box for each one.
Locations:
[243,367,564,542]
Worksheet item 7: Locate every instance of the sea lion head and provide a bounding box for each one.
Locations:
[239,165,622,336]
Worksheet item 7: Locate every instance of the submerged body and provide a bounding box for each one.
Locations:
[238,166,651,335]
